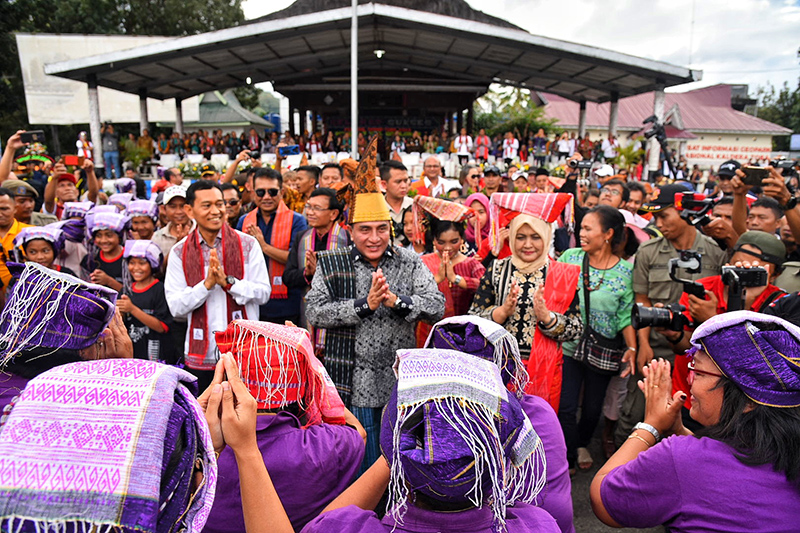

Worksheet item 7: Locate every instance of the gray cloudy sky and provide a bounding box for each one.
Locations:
[243,0,800,94]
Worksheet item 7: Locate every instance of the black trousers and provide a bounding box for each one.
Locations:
[558,355,613,468]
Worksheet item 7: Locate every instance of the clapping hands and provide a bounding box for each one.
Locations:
[366,268,398,310]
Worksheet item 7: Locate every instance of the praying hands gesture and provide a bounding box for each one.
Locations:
[493,279,520,324]
[434,251,449,284]
[204,249,228,290]
[533,286,552,325]
[639,358,688,438]
[304,250,317,277]
[366,268,398,311]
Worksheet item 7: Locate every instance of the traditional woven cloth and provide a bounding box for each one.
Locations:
[126,200,159,222]
[349,136,391,224]
[0,262,117,362]
[380,349,545,529]
[489,192,573,250]
[689,311,800,407]
[49,218,86,243]
[411,195,477,246]
[62,201,93,219]
[124,239,163,270]
[241,202,293,299]
[463,192,491,246]
[108,193,134,211]
[214,320,346,427]
[114,177,137,195]
[0,359,216,533]
[426,315,528,396]
[182,224,245,370]
[88,211,128,236]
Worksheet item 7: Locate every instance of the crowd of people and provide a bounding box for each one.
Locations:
[0,124,799,533]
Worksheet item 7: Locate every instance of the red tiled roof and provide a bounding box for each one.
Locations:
[541,84,791,135]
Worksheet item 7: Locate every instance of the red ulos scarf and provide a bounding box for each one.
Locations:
[182,224,245,370]
[524,260,581,412]
[242,201,294,299]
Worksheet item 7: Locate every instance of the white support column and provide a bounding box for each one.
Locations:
[350,0,358,158]
[175,98,184,135]
[138,90,149,134]
[87,74,103,166]
[648,83,666,180]
[608,92,619,138]
[578,100,587,139]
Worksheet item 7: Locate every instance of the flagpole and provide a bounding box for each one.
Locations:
[350,0,358,159]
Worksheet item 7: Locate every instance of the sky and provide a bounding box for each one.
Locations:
[242,0,800,95]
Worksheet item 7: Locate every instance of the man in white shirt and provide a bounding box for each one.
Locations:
[453,128,473,165]
[502,132,519,166]
[165,180,271,390]
[409,156,457,198]
[601,134,619,161]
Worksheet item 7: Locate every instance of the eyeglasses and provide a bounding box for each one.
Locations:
[600,187,622,196]
[225,199,240,206]
[687,359,725,386]
[424,164,440,169]
[718,176,733,181]
[306,204,331,213]
[255,188,280,198]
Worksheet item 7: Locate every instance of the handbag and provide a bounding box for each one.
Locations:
[573,253,626,375]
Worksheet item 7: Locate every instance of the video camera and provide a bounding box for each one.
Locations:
[722,265,769,312]
[631,250,704,331]
[770,158,798,185]
[674,192,714,227]
[568,160,593,170]
[642,115,667,144]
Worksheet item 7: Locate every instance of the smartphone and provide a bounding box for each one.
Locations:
[278,144,300,157]
[20,130,45,144]
[62,155,85,167]
[742,166,770,187]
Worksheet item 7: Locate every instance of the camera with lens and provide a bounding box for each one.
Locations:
[631,302,689,331]
[675,192,714,228]
[632,250,705,331]
[568,160,593,170]
[722,265,768,312]
[642,115,667,145]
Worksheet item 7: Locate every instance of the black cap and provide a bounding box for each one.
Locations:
[640,184,688,213]
[717,159,741,177]
[535,168,550,176]
[200,164,216,176]
[484,165,500,175]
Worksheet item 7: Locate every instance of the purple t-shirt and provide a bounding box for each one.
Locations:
[519,395,574,533]
[0,372,29,412]
[300,502,560,532]
[601,435,800,532]
[204,412,365,533]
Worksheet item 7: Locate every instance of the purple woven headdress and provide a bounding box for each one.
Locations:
[13,226,66,257]
[62,201,94,219]
[48,218,86,243]
[109,193,134,211]
[0,262,117,361]
[380,349,545,529]
[0,359,217,533]
[89,211,128,236]
[127,200,159,222]
[124,240,163,270]
[690,310,800,407]
[115,177,137,195]
[426,315,528,397]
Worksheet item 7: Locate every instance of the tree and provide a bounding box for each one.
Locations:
[0,0,244,145]
[473,85,557,138]
[755,80,800,151]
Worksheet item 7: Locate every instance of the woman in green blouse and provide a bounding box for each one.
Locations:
[558,205,638,472]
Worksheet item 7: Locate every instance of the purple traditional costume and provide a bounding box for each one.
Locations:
[204,321,364,533]
[109,192,134,211]
[0,359,216,533]
[427,316,574,533]
[127,199,159,222]
[601,311,800,532]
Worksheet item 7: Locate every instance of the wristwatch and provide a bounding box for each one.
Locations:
[786,196,798,211]
[453,275,464,286]
[224,275,238,291]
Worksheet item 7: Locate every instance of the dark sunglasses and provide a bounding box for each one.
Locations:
[226,199,240,206]
[255,188,280,198]
[718,175,733,181]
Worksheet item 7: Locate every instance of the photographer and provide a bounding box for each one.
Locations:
[702,197,740,253]
[616,184,726,446]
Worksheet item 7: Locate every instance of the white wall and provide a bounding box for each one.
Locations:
[16,33,200,126]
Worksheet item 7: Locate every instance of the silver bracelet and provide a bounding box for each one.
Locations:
[633,422,661,443]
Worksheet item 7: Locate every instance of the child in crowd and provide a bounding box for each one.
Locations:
[117,240,173,362]
[14,226,77,277]
[81,211,127,292]
[126,199,159,240]
[402,207,427,255]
